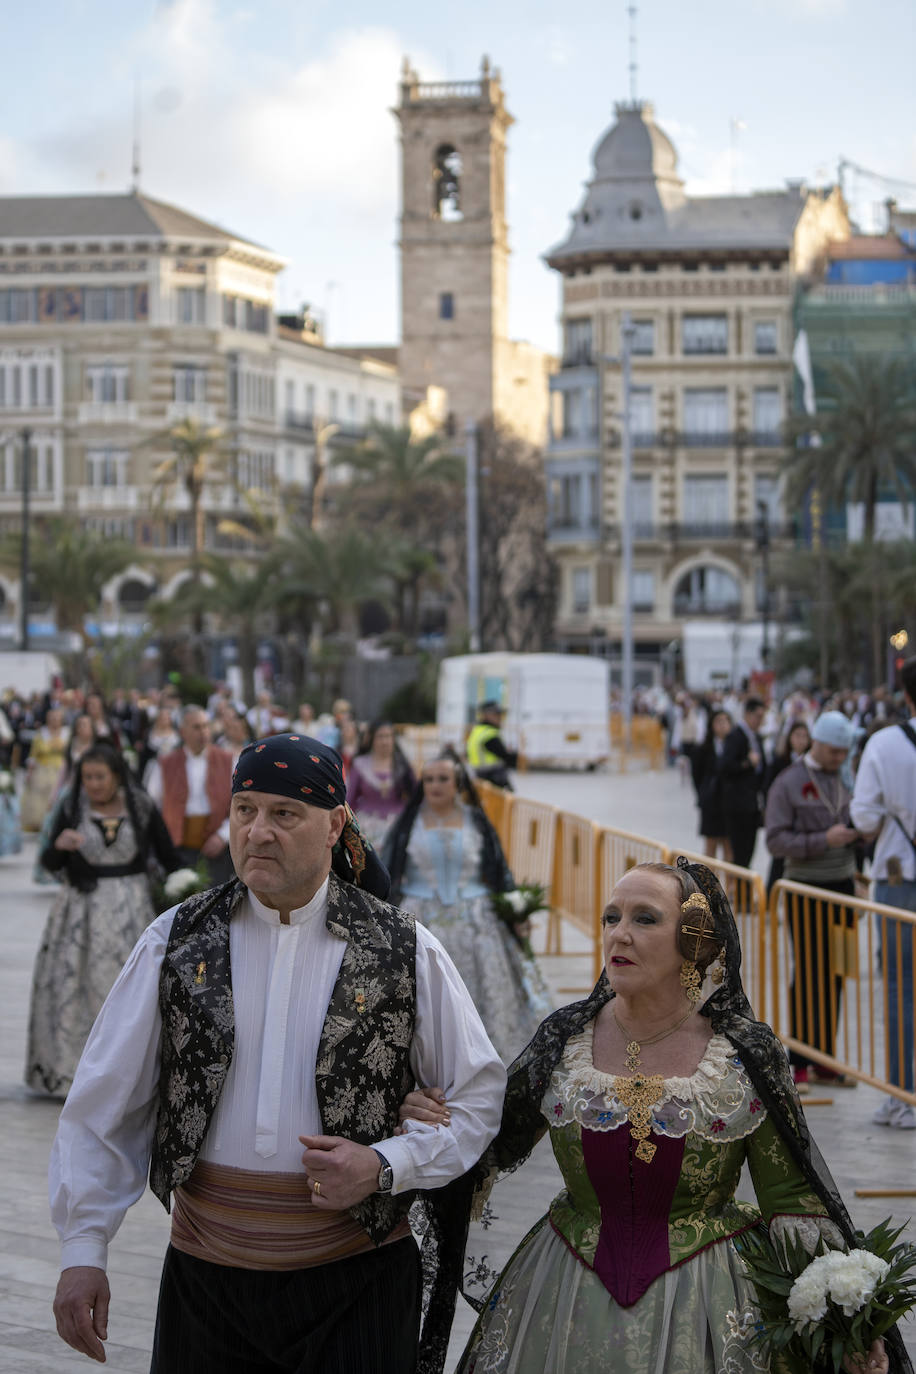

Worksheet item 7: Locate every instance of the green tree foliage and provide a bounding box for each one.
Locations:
[151,554,283,707]
[782,354,916,681]
[0,517,134,635]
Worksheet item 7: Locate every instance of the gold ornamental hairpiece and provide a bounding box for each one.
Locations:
[679,891,716,960]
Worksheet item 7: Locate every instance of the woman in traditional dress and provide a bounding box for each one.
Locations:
[346,720,416,847]
[384,754,552,1064]
[26,744,180,1097]
[403,859,903,1374]
[212,706,253,768]
[20,707,70,832]
[138,705,181,779]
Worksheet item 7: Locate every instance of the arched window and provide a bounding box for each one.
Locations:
[673,565,741,617]
[433,144,463,221]
[118,577,155,615]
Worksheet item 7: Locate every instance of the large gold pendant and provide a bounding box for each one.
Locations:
[613,1072,664,1165]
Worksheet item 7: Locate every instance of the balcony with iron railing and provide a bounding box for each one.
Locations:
[603,519,799,544]
[673,595,742,617]
[546,515,601,546]
[77,401,139,425]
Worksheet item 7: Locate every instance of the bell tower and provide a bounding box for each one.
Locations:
[395,56,513,429]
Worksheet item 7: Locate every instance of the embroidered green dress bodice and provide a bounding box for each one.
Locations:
[541,1027,831,1305]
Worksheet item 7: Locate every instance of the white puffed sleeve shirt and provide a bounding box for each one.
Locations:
[50,878,507,1271]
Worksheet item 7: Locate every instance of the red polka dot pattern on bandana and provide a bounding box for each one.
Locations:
[274,761,288,769]
[242,779,253,787]
[301,786,312,794]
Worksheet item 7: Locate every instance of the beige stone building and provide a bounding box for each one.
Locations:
[0,193,400,639]
[543,101,849,673]
[395,57,555,445]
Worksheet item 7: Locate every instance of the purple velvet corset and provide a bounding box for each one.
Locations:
[581,1125,685,1306]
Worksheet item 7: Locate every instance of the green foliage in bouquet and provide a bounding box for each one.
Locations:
[154,859,211,914]
[490,883,549,956]
[737,1217,916,1372]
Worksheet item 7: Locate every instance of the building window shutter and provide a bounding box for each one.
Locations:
[595,560,614,605]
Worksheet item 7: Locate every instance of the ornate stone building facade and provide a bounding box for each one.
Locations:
[0,193,399,638]
[543,101,849,670]
[395,57,554,444]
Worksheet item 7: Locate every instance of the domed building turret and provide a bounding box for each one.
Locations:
[541,98,850,684]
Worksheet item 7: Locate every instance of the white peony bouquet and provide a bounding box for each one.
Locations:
[0,769,15,795]
[739,1218,916,1371]
[490,883,549,955]
[162,865,210,904]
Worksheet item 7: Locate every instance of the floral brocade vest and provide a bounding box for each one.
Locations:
[149,873,418,1247]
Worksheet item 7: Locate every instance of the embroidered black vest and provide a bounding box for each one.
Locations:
[149,872,418,1246]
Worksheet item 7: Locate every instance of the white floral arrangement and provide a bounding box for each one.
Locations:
[163,866,210,903]
[0,770,14,795]
[739,1218,916,1371]
[491,883,549,955]
[788,1249,890,1326]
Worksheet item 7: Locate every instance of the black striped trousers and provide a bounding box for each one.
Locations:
[150,1238,421,1374]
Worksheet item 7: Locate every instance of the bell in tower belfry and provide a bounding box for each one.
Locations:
[394,57,514,433]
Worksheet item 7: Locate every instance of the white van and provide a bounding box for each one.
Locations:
[437,653,610,769]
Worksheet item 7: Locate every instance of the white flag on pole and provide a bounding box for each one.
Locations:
[792,329,816,417]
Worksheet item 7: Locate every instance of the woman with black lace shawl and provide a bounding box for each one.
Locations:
[26,743,181,1097]
[408,858,908,1373]
[384,752,552,1064]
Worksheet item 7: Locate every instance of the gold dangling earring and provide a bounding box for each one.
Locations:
[711,946,727,985]
[680,960,702,1004]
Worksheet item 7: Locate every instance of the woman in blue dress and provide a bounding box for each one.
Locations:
[384,754,552,1063]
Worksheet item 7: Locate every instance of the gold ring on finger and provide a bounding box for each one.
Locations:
[313,1179,322,1196]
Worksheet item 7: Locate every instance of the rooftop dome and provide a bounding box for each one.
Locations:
[593,101,680,185]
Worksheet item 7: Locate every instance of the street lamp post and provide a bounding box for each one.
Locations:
[603,314,636,750]
[756,498,770,666]
[19,426,31,653]
[465,420,481,652]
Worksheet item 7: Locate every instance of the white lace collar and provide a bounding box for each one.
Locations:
[542,1023,767,1142]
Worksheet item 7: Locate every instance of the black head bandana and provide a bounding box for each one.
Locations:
[231,734,390,899]
[232,734,346,807]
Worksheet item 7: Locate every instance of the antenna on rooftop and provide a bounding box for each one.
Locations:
[131,74,142,193]
[627,3,638,103]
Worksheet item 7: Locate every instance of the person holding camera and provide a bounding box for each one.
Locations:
[764,710,860,1089]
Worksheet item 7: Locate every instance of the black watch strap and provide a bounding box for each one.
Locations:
[372,1148,394,1193]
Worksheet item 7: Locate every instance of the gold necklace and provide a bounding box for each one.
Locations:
[613,1006,696,1073]
[612,1005,695,1165]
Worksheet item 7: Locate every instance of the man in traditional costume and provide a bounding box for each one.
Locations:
[145,704,234,883]
[49,734,506,1373]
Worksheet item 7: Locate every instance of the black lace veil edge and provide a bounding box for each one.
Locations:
[417,858,912,1374]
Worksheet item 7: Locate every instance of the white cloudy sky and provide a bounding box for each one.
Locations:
[2,0,914,350]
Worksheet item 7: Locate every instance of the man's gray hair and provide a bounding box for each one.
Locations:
[181,704,208,725]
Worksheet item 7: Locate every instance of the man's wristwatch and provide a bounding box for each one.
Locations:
[372,1149,394,1193]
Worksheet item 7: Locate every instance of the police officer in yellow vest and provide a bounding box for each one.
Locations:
[466,701,517,790]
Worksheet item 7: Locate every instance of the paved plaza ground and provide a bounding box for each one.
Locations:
[0,762,913,1370]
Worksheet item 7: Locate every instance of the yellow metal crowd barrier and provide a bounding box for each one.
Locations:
[767,880,916,1107]
[474,781,916,1106]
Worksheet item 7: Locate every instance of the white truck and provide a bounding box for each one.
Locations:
[437,653,610,769]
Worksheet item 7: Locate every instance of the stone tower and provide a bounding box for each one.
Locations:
[395,56,514,430]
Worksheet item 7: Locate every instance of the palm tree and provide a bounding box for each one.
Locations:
[0,516,134,638]
[331,423,463,538]
[278,524,395,640]
[782,354,916,680]
[783,355,916,540]
[144,417,232,579]
[151,554,283,706]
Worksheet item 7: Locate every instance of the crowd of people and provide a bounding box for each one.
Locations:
[1,669,913,1373]
[656,674,916,1131]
